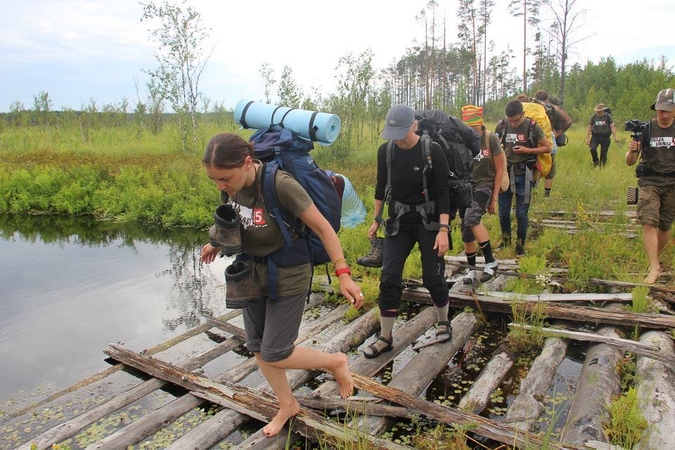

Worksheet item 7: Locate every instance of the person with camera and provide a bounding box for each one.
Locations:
[626,89,675,284]
[586,104,619,167]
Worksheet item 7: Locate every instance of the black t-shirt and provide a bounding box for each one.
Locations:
[375,137,450,220]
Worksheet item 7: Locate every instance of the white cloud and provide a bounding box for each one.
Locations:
[0,0,673,112]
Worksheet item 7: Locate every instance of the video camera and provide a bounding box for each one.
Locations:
[624,119,648,141]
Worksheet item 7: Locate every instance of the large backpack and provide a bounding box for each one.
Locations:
[498,117,552,179]
[410,109,481,209]
[498,103,553,178]
[414,110,481,181]
[248,126,344,299]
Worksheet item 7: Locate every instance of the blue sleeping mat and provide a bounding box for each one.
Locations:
[234,99,341,146]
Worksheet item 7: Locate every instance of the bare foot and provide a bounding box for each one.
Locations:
[645,263,661,283]
[263,399,300,437]
[645,267,660,284]
[331,352,354,399]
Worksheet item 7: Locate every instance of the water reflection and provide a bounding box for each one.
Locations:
[0,214,231,403]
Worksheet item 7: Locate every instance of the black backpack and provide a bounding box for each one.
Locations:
[414,109,481,182]
[414,110,481,210]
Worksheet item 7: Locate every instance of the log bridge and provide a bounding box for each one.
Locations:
[3,262,675,450]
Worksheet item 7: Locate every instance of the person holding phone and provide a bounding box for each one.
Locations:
[495,100,551,255]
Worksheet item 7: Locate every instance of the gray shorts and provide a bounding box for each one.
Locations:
[460,185,492,242]
[242,292,305,362]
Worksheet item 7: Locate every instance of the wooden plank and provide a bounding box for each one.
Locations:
[164,306,380,450]
[16,336,244,450]
[81,301,351,450]
[508,323,675,365]
[102,344,413,450]
[351,373,579,450]
[635,331,675,449]
[358,311,480,436]
[486,292,634,303]
[402,288,675,329]
[4,308,245,423]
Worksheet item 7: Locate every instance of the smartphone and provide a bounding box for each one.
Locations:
[513,145,521,150]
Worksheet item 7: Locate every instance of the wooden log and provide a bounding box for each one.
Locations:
[589,278,675,297]
[241,305,446,450]
[358,312,479,436]
[634,331,675,450]
[102,344,413,450]
[351,373,578,450]
[16,336,244,450]
[508,323,675,366]
[403,288,675,329]
[458,350,515,414]
[295,395,410,418]
[561,304,625,446]
[3,308,246,423]
[486,292,634,303]
[83,299,353,450]
[164,306,380,450]
[504,336,569,431]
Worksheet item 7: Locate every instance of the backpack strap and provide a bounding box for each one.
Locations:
[260,161,315,301]
[527,118,537,148]
[419,134,433,205]
[261,162,295,246]
[238,101,255,129]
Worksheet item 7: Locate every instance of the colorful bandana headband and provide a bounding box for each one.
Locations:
[462,105,483,126]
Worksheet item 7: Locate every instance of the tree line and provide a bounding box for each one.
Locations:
[1,0,672,157]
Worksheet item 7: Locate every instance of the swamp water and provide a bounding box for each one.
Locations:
[0,214,583,448]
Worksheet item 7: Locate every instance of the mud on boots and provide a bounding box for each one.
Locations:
[224,260,263,309]
[209,204,243,255]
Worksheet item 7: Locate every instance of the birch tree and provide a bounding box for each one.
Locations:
[141,0,212,153]
[547,0,588,103]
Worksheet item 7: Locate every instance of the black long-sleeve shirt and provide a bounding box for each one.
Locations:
[375,137,450,221]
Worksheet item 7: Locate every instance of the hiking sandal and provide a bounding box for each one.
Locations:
[435,321,452,343]
[462,270,477,285]
[363,335,394,359]
[479,260,499,283]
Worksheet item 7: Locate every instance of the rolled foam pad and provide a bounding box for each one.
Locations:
[234,99,341,146]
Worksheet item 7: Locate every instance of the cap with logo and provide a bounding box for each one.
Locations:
[382,104,414,140]
[651,88,675,111]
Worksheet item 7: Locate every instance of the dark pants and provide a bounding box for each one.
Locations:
[590,135,611,166]
[378,219,448,311]
[498,173,532,243]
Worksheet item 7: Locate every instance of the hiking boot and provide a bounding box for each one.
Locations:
[462,270,477,285]
[209,204,242,255]
[479,260,498,283]
[356,237,384,268]
[515,240,526,256]
[224,260,262,309]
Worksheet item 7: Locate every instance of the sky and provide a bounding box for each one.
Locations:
[1,0,674,113]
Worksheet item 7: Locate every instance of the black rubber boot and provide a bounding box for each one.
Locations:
[224,261,262,309]
[356,237,384,268]
[209,204,242,255]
